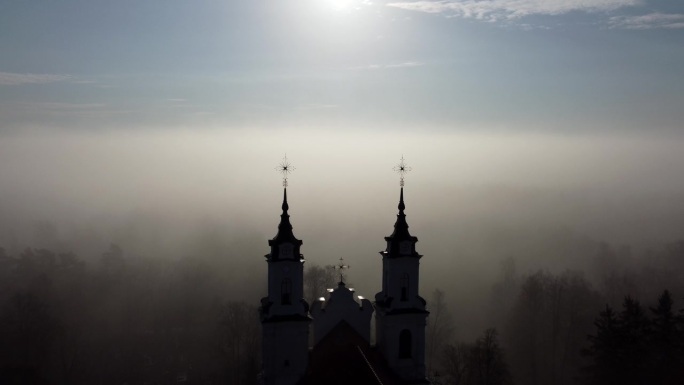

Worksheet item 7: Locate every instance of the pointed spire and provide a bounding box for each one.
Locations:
[392,156,411,239]
[398,187,405,212]
[383,157,419,258]
[272,187,299,244]
[268,157,302,259]
[390,187,412,241]
[282,187,289,212]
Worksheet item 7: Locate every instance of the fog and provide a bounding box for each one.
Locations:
[2,127,684,383]
[2,130,683,276]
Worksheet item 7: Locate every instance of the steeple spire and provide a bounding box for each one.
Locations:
[383,157,419,258]
[282,187,289,212]
[390,187,412,241]
[272,187,298,244]
[399,186,405,211]
[268,156,302,260]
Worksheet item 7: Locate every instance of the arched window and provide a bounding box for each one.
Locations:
[281,279,292,305]
[399,329,412,358]
[400,273,409,301]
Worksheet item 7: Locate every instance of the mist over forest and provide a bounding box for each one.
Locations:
[2,128,684,383]
[3,0,684,382]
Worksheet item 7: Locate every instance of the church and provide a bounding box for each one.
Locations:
[259,159,430,385]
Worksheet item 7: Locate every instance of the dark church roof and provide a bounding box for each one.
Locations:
[299,321,408,385]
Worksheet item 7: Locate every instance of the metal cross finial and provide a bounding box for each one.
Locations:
[276,155,295,188]
[393,156,412,187]
[333,257,350,283]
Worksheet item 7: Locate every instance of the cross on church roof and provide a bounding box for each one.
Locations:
[393,156,412,187]
[332,257,350,283]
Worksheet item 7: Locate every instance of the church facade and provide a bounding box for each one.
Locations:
[259,185,430,385]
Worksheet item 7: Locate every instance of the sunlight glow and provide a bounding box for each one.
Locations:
[329,0,364,12]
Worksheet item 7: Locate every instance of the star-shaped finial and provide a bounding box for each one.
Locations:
[393,156,412,187]
[276,155,295,188]
[331,257,350,283]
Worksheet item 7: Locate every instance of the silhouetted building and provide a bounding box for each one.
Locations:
[259,186,430,385]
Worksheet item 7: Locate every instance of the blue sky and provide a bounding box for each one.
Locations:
[1,0,683,133]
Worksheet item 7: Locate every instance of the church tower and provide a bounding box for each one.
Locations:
[259,183,310,385]
[374,159,430,384]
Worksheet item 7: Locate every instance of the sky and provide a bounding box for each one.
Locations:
[0,0,683,133]
[1,0,684,289]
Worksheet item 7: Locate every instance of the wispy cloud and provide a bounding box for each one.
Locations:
[35,102,107,110]
[386,0,641,21]
[349,61,425,70]
[609,12,684,29]
[0,71,71,86]
[297,103,338,110]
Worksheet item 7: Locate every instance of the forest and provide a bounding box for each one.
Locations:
[2,237,684,385]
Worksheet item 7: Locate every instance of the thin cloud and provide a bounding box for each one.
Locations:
[349,61,425,70]
[35,102,107,110]
[609,12,684,29]
[386,0,641,21]
[297,103,339,110]
[0,71,71,86]
[386,61,425,68]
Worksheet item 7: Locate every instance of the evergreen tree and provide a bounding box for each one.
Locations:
[618,296,652,384]
[649,290,679,384]
[584,305,621,385]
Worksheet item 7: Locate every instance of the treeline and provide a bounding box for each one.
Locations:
[3,238,684,385]
[584,291,684,385]
[0,245,260,385]
[437,329,512,385]
[426,240,684,385]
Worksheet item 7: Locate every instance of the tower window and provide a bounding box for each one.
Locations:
[400,273,409,301]
[399,329,412,358]
[281,279,292,305]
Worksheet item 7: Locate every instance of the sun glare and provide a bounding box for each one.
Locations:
[329,0,362,12]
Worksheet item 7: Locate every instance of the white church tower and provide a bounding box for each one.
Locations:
[259,162,310,385]
[374,158,430,384]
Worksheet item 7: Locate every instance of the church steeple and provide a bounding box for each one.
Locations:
[267,157,303,262]
[375,157,429,384]
[260,157,310,385]
[383,164,420,259]
[268,188,303,260]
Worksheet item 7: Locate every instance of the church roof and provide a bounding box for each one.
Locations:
[300,321,407,385]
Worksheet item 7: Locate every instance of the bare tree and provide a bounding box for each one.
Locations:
[303,263,337,305]
[217,301,261,385]
[427,289,455,375]
[440,342,470,385]
[437,329,511,385]
[469,328,511,385]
